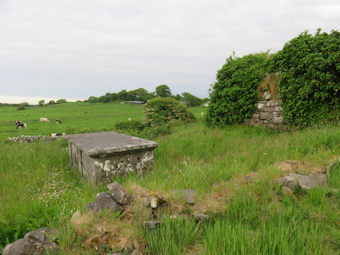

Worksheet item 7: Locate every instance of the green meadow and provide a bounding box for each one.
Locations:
[0,102,339,254]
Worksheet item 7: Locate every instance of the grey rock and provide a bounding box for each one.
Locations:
[22,227,59,255]
[259,112,272,120]
[107,182,131,205]
[143,220,161,229]
[181,189,196,205]
[309,173,328,187]
[2,238,24,255]
[280,173,328,193]
[87,192,124,213]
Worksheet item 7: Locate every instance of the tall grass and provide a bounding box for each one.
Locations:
[0,103,339,253]
[0,140,101,249]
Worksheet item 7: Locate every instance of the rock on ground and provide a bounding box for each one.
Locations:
[86,192,124,213]
[107,182,131,205]
[2,227,59,255]
[280,173,328,193]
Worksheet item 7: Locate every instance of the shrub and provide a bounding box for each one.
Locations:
[16,103,25,111]
[144,97,195,126]
[114,120,146,132]
[271,29,340,126]
[205,53,270,126]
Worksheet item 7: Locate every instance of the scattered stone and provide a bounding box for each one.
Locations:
[143,220,161,229]
[181,189,195,205]
[70,210,81,224]
[8,135,49,143]
[280,172,328,193]
[131,249,143,255]
[107,182,131,205]
[193,213,211,222]
[86,192,124,213]
[149,194,166,209]
[3,227,59,255]
[2,238,24,255]
[22,227,59,255]
[309,173,328,187]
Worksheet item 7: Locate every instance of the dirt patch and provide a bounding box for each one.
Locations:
[276,160,324,175]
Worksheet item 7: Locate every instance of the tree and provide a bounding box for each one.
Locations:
[48,100,56,105]
[155,84,172,98]
[56,98,67,104]
[88,96,98,103]
[38,100,45,106]
[182,92,203,107]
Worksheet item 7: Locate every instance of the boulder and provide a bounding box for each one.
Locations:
[22,227,59,255]
[107,182,131,205]
[3,228,59,255]
[2,238,24,255]
[86,192,124,213]
[181,189,195,205]
[280,173,328,193]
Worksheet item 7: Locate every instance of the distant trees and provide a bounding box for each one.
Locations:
[56,98,67,104]
[38,100,45,106]
[86,85,205,106]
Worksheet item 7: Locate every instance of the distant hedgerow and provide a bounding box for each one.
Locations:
[205,53,270,126]
[271,29,340,126]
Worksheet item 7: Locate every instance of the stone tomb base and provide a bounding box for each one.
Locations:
[66,132,158,184]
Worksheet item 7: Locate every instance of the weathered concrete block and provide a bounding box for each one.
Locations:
[66,132,158,184]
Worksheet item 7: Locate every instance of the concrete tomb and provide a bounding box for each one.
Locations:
[66,132,158,184]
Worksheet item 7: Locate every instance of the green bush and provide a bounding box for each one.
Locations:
[205,53,270,126]
[144,97,195,125]
[114,120,146,132]
[271,29,340,126]
[114,120,171,139]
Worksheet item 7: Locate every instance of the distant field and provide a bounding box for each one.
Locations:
[0,102,205,141]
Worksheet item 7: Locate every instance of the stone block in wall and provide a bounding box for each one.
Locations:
[266,100,280,107]
[273,115,284,124]
[260,112,272,120]
[257,101,266,110]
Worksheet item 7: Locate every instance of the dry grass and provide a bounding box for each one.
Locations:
[258,72,280,100]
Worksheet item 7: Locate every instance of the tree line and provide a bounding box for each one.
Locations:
[86,84,208,107]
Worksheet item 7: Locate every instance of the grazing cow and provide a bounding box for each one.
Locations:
[15,121,27,129]
[51,133,65,138]
[56,119,62,124]
[40,117,49,122]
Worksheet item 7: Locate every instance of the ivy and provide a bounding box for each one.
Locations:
[271,29,340,126]
[205,53,270,126]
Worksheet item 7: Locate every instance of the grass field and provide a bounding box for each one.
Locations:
[0,102,339,254]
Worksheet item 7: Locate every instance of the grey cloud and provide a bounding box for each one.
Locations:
[0,0,339,101]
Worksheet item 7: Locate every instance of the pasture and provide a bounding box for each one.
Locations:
[0,102,340,254]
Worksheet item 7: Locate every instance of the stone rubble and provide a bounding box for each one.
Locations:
[2,228,59,255]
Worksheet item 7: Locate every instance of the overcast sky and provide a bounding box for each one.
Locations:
[0,0,339,103]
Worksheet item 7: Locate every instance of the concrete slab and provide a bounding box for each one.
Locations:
[66,132,158,157]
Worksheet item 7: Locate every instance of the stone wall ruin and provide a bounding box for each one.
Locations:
[244,72,285,129]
